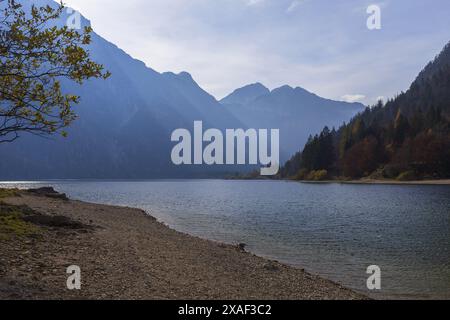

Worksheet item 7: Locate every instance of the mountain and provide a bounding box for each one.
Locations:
[220,84,364,161]
[220,83,270,106]
[0,0,364,179]
[280,41,450,180]
[0,0,243,179]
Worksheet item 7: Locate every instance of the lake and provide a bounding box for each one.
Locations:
[1,180,449,299]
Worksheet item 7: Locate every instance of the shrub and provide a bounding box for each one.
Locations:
[396,170,417,181]
[294,168,309,180]
[0,188,19,199]
[382,164,403,179]
[0,203,40,239]
[306,170,328,181]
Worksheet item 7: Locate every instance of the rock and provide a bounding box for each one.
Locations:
[28,187,58,194]
[46,193,69,201]
[263,262,279,271]
[27,187,68,201]
[236,243,246,252]
[23,215,91,230]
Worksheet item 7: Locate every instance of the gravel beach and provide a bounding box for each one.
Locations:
[0,188,366,300]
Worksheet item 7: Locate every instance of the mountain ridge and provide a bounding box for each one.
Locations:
[1,0,364,178]
[280,41,450,180]
[220,82,364,161]
[1,0,244,179]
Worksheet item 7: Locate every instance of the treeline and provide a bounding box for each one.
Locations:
[280,42,450,181]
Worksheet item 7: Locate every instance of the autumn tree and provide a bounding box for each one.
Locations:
[0,0,109,143]
[342,135,380,178]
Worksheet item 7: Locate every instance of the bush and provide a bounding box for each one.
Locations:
[0,203,40,239]
[368,168,384,180]
[382,164,403,179]
[396,170,417,181]
[0,188,19,199]
[294,168,309,180]
[306,170,328,181]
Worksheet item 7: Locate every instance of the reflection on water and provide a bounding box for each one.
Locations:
[1,180,449,299]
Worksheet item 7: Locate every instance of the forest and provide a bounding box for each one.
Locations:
[280,42,450,181]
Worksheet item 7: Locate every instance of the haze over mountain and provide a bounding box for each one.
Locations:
[0,0,363,179]
[1,0,242,179]
[220,84,364,161]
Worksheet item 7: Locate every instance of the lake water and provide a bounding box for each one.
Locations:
[1,180,449,299]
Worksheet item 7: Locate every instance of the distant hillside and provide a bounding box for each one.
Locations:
[281,42,450,181]
[220,84,364,161]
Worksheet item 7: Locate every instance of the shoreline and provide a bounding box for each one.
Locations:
[1,178,449,186]
[295,179,450,186]
[0,188,367,300]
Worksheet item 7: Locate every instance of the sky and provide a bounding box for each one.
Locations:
[62,0,450,105]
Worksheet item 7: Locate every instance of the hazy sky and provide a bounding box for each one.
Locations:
[62,0,450,104]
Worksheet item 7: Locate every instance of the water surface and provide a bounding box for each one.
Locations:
[1,180,449,299]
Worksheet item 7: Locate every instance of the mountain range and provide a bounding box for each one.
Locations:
[0,0,363,179]
[220,83,363,161]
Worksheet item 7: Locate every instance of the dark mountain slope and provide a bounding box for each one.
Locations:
[281,42,450,180]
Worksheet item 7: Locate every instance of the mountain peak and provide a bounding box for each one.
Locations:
[162,71,198,88]
[220,82,269,105]
[177,71,194,81]
[16,0,92,28]
[245,82,269,91]
[162,71,193,80]
[271,85,294,94]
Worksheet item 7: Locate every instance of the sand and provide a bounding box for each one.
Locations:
[0,189,366,300]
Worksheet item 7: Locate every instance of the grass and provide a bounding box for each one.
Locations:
[0,202,41,240]
[0,188,20,199]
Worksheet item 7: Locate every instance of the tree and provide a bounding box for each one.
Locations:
[393,110,410,145]
[0,0,109,143]
[342,135,380,178]
[297,126,335,173]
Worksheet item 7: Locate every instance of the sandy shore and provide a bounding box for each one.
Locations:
[0,188,366,300]
[299,179,450,185]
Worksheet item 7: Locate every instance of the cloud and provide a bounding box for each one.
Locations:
[341,94,366,103]
[246,0,265,6]
[286,0,306,13]
[63,0,450,104]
